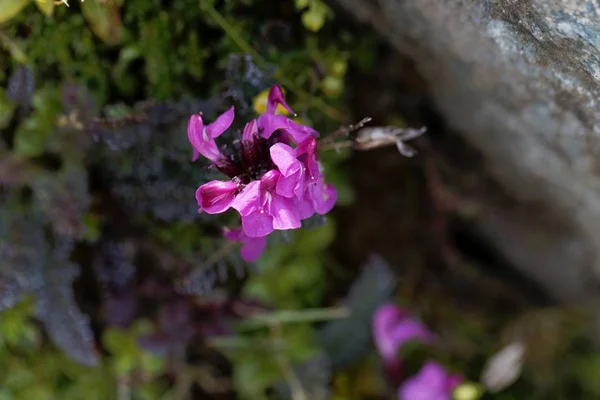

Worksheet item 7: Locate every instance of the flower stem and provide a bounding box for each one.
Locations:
[237,307,350,330]
[271,324,308,400]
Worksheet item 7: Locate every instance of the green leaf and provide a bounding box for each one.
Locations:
[82,213,101,242]
[0,389,13,400]
[140,352,164,376]
[4,365,36,389]
[300,1,329,32]
[102,329,128,354]
[114,353,136,376]
[0,90,16,129]
[81,0,123,45]
[321,75,343,98]
[34,0,53,16]
[233,354,280,399]
[323,165,355,206]
[0,0,31,24]
[0,298,37,349]
[112,46,141,95]
[13,86,62,157]
[0,32,28,63]
[293,218,335,254]
[13,117,47,157]
[244,255,325,308]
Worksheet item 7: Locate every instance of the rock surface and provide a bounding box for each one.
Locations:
[334,0,600,301]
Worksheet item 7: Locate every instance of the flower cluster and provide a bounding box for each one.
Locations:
[188,85,337,261]
[372,304,462,400]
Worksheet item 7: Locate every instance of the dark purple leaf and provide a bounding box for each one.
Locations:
[32,165,90,239]
[93,241,137,327]
[7,65,34,113]
[317,254,397,367]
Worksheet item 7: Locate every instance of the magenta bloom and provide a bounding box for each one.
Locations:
[372,304,434,378]
[187,83,338,254]
[223,227,267,262]
[231,170,301,237]
[188,106,235,163]
[398,362,462,400]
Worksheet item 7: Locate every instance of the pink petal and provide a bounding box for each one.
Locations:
[260,170,281,191]
[206,106,235,138]
[267,85,294,115]
[446,375,463,392]
[418,362,449,385]
[294,136,317,157]
[270,143,301,176]
[240,235,268,262]
[295,138,320,179]
[286,120,319,144]
[294,195,315,220]
[196,180,238,214]
[257,113,289,139]
[187,114,221,163]
[270,143,304,198]
[242,119,258,142]
[242,210,274,238]
[276,174,302,198]
[373,304,433,364]
[231,181,262,216]
[223,226,245,242]
[310,180,337,215]
[269,195,301,230]
[223,227,268,262]
[398,362,458,400]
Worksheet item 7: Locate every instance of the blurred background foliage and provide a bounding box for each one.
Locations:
[1,0,600,399]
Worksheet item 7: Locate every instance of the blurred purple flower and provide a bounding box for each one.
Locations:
[224,226,267,262]
[398,361,462,400]
[373,304,434,365]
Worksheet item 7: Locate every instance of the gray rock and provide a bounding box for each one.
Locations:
[334,0,600,301]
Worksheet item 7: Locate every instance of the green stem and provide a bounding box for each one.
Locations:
[207,336,287,351]
[238,307,350,330]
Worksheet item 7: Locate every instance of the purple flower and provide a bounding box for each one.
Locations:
[186,83,338,258]
[195,180,239,214]
[188,106,235,162]
[231,170,301,237]
[223,227,267,262]
[372,304,434,371]
[398,362,462,400]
